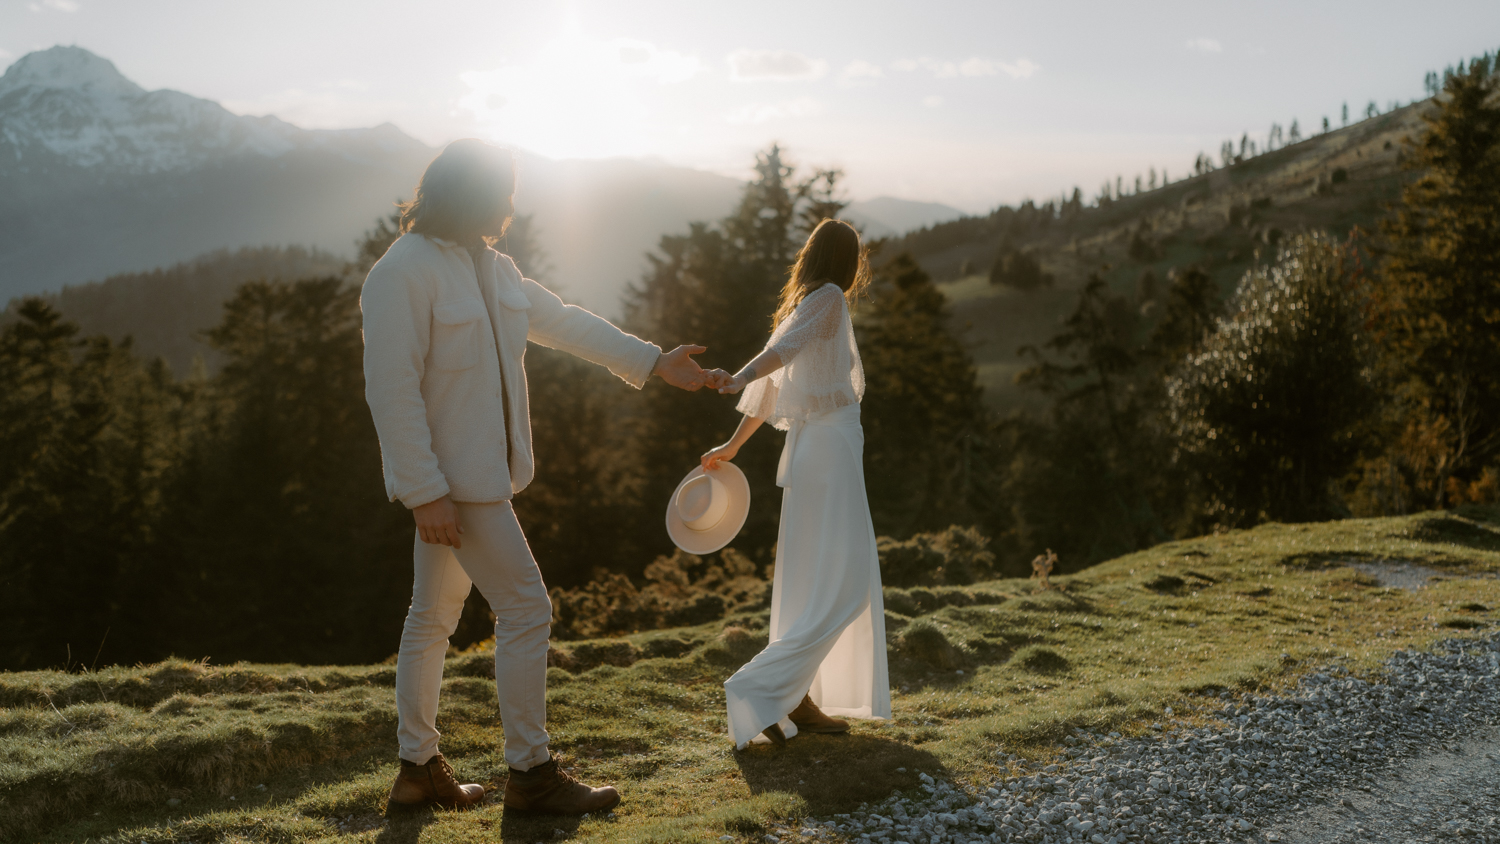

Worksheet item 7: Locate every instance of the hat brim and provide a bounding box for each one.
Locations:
[665,462,751,555]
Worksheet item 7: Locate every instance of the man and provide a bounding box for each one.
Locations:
[362,139,713,815]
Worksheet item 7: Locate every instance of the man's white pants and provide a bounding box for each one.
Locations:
[395,500,552,771]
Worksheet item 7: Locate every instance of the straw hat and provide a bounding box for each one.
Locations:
[665,462,750,555]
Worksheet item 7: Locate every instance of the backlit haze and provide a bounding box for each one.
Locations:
[3,0,1498,212]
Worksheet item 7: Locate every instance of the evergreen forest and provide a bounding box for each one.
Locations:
[2,58,1499,672]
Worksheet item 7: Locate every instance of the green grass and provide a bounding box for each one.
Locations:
[5,509,1500,843]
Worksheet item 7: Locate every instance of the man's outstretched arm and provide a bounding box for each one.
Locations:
[521,274,717,391]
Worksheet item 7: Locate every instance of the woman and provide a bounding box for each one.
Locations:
[703,218,891,748]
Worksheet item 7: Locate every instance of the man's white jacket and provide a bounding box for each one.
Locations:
[361,233,660,508]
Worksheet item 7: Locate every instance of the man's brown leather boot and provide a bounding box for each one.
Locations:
[788,695,849,734]
[504,756,621,815]
[387,753,487,812]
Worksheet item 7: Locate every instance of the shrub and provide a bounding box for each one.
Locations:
[549,548,769,640]
[878,526,996,587]
[1167,232,1376,528]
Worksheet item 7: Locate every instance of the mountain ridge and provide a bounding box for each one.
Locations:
[0,46,960,316]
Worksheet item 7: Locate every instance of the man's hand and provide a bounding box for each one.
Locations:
[414,495,463,548]
[653,345,708,391]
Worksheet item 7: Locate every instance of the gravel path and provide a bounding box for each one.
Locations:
[798,631,1500,844]
[1263,728,1500,842]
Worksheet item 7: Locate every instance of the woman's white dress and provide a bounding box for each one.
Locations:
[724,283,891,749]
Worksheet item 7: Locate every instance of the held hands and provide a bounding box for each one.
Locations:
[649,346,738,393]
[414,495,463,548]
[703,368,737,392]
[716,373,748,395]
[701,441,740,470]
[654,345,711,391]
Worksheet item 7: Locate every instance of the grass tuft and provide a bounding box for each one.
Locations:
[1010,645,1070,675]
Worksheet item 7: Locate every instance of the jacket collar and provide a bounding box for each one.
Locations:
[420,235,531,310]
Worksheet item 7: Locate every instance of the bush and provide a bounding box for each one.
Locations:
[1167,233,1376,528]
[878,526,996,587]
[990,243,1054,291]
[548,548,769,640]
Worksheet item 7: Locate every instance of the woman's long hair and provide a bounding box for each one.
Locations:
[399,139,516,246]
[772,218,871,328]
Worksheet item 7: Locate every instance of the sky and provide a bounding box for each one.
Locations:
[3,0,1498,213]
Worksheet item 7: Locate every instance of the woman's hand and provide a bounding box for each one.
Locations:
[413,495,463,548]
[703,369,734,391]
[717,374,748,395]
[701,442,740,470]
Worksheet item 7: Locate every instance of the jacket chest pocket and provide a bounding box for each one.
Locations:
[431,298,489,371]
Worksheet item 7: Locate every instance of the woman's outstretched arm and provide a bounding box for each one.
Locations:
[717,348,783,395]
[701,414,767,470]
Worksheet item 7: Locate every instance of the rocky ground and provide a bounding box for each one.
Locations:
[791,630,1500,844]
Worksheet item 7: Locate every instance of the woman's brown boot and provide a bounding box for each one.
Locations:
[788,695,849,733]
[387,753,487,812]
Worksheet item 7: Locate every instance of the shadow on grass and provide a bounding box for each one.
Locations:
[1408,513,1500,552]
[732,731,948,815]
[375,806,439,844]
[1282,550,1378,570]
[498,806,583,842]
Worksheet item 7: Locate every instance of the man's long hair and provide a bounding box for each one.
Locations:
[399,139,516,246]
[772,218,871,328]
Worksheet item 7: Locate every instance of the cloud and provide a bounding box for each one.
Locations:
[725,97,821,125]
[838,59,884,86]
[1185,38,1223,53]
[28,0,79,11]
[727,49,826,81]
[966,57,1040,79]
[893,56,1039,79]
[922,95,943,108]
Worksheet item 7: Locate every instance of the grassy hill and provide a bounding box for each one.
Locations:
[3,507,1497,843]
[896,104,1424,413]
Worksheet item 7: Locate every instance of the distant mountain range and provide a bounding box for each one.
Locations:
[0,46,962,316]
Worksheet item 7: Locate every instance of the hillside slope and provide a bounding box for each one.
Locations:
[2,508,1496,843]
[895,104,1423,412]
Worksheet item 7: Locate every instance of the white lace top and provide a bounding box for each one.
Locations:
[737,283,864,430]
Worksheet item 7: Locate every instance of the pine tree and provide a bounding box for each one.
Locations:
[1012,276,1175,564]
[1373,57,1500,506]
[858,255,995,538]
[0,302,181,669]
[621,146,838,565]
[163,278,411,663]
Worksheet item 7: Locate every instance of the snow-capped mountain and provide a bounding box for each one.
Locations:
[0,46,746,313]
[0,46,963,315]
[0,46,427,174]
[0,46,437,303]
